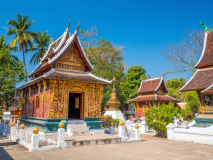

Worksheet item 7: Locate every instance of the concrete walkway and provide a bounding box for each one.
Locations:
[1,134,213,160]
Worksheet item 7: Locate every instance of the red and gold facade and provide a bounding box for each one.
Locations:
[18,23,110,123]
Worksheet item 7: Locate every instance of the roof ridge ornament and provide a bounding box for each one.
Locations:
[51,37,53,44]
[199,21,212,32]
[66,19,70,32]
[74,21,80,36]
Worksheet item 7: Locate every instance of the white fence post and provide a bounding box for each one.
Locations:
[30,127,40,151]
[57,121,67,148]
[135,124,141,140]
[166,123,175,139]
[3,121,9,136]
[119,121,126,142]
[141,120,148,133]
[19,123,25,141]
[10,122,15,139]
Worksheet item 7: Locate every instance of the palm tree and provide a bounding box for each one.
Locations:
[5,14,36,82]
[0,35,18,61]
[30,31,52,65]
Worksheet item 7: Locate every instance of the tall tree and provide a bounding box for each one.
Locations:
[161,29,204,75]
[80,25,100,48]
[0,48,25,110]
[30,31,52,65]
[0,35,18,60]
[121,65,148,101]
[84,39,126,111]
[5,14,36,82]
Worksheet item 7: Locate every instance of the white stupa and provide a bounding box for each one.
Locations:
[104,77,125,121]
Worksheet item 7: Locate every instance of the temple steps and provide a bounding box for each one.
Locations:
[67,123,91,136]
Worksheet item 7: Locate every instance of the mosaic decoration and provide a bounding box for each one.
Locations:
[49,80,104,119]
[203,95,213,112]
[56,45,85,72]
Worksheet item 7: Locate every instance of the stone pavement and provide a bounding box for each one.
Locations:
[1,134,213,160]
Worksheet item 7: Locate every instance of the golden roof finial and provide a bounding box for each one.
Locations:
[66,19,70,32]
[74,21,80,36]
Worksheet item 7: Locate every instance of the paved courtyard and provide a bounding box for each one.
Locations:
[0,134,213,160]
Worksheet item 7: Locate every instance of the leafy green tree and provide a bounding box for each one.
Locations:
[185,91,199,113]
[5,14,36,82]
[145,102,179,137]
[84,39,125,111]
[30,31,52,65]
[80,26,126,111]
[0,48,26,111]
[121,65,147,101]
[0,35,18,60]
[80,25,100,48]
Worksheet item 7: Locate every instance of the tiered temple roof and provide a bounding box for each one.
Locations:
[129,76,179,103]
[180,30,213,93]
[18,22,111,90]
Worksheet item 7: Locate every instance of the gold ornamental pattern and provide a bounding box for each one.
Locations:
[49,80,104,119]
[56,45,85,72]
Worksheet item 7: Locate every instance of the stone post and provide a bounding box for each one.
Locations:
[3,121,9,136]
[19,123,25,141]
[10,122,16,139]
[118,121,126,142]
[0,120,3,132]
[166,123,175,139]
[140,121,148,134]
[109,122,114,135]
[135,124,141,140]
[30,127,39,151]
[57,121,67,148]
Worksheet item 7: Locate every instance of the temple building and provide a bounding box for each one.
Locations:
[180,29,213,123]
[129,76,180,117]
[17,22,111,132]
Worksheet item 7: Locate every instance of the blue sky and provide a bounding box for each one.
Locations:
[0,0,212,87]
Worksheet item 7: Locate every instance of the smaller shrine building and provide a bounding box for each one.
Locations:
[129,76,180,117]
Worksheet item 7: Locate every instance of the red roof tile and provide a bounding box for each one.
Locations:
[201,84,213,94]
[137,77,168,94]
[195,31,213,68]
[180,67,213,92]
[129,95,179,103]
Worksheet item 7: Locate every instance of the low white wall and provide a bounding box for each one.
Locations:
[167,122,213,145]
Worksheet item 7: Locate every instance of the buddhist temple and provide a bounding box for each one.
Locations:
[17,22,111,132]
[129,76,180,117]
[180,29,213,122]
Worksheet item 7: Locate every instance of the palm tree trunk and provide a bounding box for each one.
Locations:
[22,49,27,82]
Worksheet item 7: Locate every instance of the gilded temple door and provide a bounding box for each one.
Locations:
[68,92,84,120]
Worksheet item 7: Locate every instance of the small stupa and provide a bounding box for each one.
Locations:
[104,77,125,121]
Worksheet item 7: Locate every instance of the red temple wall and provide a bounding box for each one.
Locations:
[135,102,150,117]
[22,81,50,118]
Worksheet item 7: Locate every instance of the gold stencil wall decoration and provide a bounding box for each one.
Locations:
[43,80,49,102]
[20,90,25,106]
[28,86,33,105]
[48,80,105,119]
[56,45,85,72]
[37,82,43,104]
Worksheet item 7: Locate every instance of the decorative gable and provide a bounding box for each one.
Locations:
[56,45,85,72]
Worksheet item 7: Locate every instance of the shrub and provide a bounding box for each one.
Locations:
[100,115,114,126]
[145,102,179,137]
[113,118,120,126]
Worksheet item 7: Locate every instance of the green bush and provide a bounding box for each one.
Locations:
[113,118,120,126]
[145,102,179,137]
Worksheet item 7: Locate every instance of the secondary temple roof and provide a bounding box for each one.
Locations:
[137,77,169,94]
[17,22,111,90]
[180,30,213,94]
[129,95,180,103]
[195,31,213,68]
